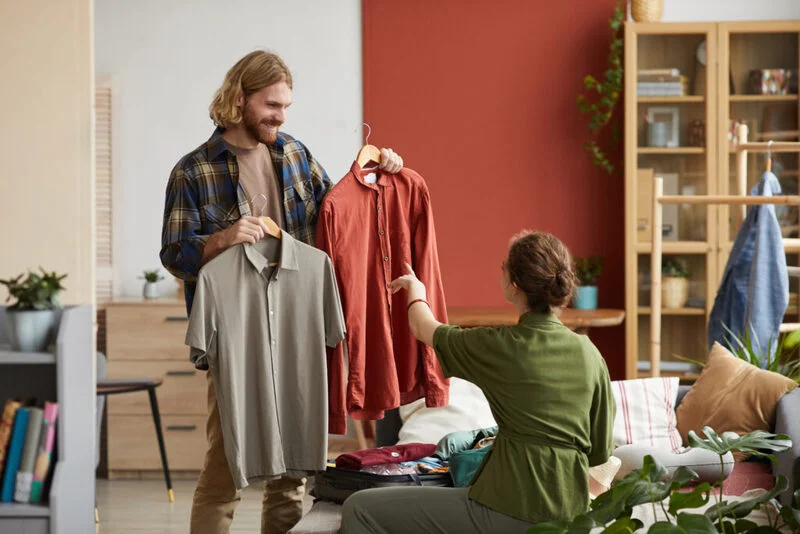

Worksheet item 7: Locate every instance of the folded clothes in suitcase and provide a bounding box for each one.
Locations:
[311,466,453,504]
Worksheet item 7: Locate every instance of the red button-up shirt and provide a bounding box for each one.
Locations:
[316,162,449,434]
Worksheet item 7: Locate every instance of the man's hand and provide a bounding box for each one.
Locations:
[379,148,403,174]
[201,216,269,265]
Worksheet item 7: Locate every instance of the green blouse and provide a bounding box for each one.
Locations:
[432,312,615,523]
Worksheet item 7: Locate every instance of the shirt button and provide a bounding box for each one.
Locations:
[269,310,274,315]
[380,230,385,235]
[272,339,277,345]
[377,206,382,211]
[384,257,389,261]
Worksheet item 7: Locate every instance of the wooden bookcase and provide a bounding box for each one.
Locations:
[624,21,800,380]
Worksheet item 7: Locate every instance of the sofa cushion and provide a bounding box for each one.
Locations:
[611,377,683,452]
[614,442,735,482]
[676,342,798,457]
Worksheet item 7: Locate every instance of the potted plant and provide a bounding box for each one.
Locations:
[139,269,164,300]
[0,268,67,352]
[573,256,604,310]
[662,258,690,309]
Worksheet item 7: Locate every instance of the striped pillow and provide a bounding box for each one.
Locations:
[611,377,683,453]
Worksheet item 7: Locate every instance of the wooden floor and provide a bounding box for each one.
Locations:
[95,478,314,533]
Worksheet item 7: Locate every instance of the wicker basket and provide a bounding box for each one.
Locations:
[631,0,663,22]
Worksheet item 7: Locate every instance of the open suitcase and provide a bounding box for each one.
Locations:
[311,465,453,504]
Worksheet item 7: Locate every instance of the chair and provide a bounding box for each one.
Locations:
[95,353,173,503]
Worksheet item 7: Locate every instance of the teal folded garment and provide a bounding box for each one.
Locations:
[434,426,498,461]
[449,445,493,487]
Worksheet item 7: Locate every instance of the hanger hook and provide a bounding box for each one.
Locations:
[361,122,372,145]
[250,193,268,217]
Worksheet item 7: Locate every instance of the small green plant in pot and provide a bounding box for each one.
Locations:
[573,256,604,310]
[662,258,690,309]
[139,269,164,300]
[0,268,67,352]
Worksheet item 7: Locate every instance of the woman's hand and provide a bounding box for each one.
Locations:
[389,263,427,302]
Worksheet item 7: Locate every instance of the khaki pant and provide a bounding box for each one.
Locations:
[191,374,306,534]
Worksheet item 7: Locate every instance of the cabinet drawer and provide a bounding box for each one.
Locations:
[106,360,207,415]
[106,305,189,360]
[108,414,207,471]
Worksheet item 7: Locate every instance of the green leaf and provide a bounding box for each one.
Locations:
[648,521,681,534]
[733,519,759,532]
[604,517,642,534]
[779,505,800,530]
[668,483,711,515]
[783,329,800,349]
[676,513,717,534]
[688,427,792,461]
[705,476,788,520]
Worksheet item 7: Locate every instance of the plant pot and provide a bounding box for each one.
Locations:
[143,282,160,300]
[662,277,689,309]
[574,286,598,310]
[631,0,663,22]
[4,309,56,352]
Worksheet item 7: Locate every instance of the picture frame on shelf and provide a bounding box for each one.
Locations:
[647,107,680,148]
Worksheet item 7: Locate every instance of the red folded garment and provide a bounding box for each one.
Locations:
[335,443,436,470]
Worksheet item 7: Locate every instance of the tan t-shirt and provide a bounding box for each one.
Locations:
[228,143,286,228]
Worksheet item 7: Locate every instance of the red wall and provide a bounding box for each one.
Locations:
[362,0,626,378]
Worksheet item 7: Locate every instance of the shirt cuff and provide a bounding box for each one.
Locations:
[328,415,347,435]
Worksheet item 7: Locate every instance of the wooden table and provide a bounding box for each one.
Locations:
[447,307,625,335]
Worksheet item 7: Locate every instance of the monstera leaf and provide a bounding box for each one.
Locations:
[688,427,792,463]
[704,476,788,521]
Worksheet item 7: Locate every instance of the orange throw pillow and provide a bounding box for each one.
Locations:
[676,342,797,454]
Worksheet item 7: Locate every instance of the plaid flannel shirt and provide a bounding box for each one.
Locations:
[160,128,332,314]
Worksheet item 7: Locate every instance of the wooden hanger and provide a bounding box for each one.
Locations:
[258,216,281,240]
[357,122,381,168]
[766,140,773,172]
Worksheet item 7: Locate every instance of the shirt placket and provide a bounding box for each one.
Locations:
[264,270,283,449]
[376,188,392,315]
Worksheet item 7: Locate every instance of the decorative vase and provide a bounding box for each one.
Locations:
[631,0,663,22]
[662,277,689,308]
[574,286,598,310]
[4,309,56,352]
[143,282,160,300]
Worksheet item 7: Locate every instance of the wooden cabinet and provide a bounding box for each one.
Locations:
[625,21,800,380]
[105,300,207,477]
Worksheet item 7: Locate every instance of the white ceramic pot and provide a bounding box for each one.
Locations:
[662,277,689,309]
[143,282,160,300]
[4,309,56,352]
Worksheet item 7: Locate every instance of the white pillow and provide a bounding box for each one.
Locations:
[611,377,683,453]
[397,378,496,445]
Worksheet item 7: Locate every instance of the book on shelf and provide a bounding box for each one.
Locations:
[0,399,21,472]
[639,68,681,77]
[0,399,59,504]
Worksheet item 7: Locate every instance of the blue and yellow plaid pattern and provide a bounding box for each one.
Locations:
[160,128,332,314]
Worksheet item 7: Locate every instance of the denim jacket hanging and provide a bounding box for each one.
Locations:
[707,171,788,362]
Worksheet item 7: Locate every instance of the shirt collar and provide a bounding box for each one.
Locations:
[242,230,300,274]
[349,160,390,189]
[518,312,562,327]
[207,127,289,160]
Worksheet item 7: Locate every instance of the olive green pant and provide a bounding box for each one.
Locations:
[340,487,533,534]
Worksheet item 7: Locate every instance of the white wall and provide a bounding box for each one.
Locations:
[663,0,800,21]
[0,0,95,306]
[94,0,362,298]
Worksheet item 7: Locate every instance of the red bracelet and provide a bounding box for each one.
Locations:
[407,298,429,312]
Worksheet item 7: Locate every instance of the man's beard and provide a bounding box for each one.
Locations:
[243,107,280,145]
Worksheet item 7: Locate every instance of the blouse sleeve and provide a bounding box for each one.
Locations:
[432,324,504,388]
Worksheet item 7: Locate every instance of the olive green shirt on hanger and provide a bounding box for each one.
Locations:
[432,312,615,523]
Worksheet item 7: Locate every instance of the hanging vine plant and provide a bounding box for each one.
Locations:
[577,1,625,174]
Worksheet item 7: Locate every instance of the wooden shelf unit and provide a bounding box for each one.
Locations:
[624,21,800,379]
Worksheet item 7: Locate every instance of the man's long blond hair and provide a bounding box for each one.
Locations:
[209,51,293,128]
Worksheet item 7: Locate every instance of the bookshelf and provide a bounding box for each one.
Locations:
[0,306,95,534]
[625,21,800,380]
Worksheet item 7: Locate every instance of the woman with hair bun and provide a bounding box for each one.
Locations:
[341,230,616,533]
